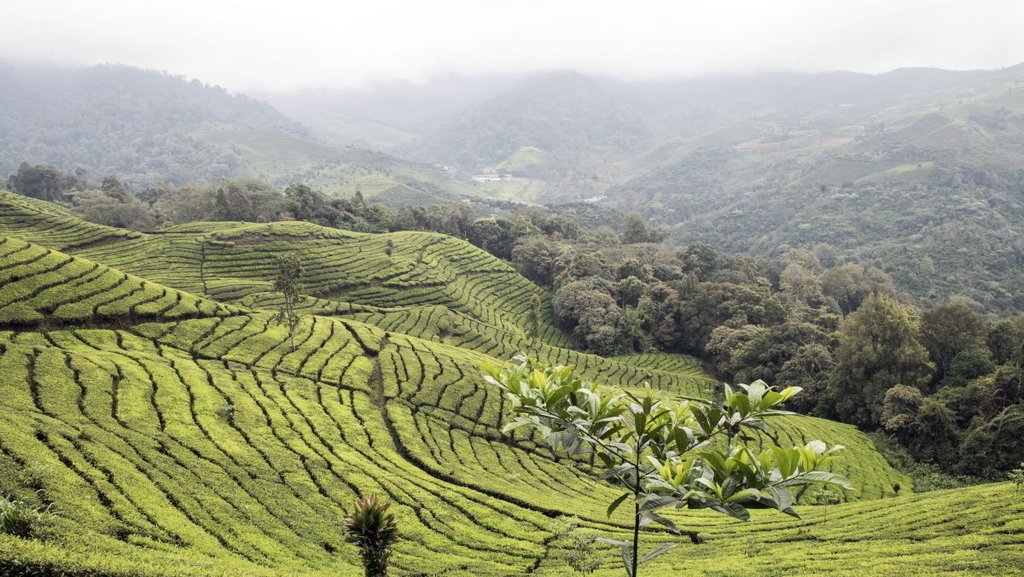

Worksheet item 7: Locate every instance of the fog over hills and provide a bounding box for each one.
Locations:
[3,60,1024,310]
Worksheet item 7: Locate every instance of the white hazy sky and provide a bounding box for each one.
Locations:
[2,0,1023,92]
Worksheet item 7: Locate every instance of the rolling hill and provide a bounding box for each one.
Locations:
[1,193,1020,577]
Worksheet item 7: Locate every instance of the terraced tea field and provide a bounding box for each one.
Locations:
[0,192,1021,577]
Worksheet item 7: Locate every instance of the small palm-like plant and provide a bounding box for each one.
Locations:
[344,494,400,577]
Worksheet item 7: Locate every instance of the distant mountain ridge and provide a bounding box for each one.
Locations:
[5,61,1024,311]
[274,64,1024,311]
[0,62,477,202]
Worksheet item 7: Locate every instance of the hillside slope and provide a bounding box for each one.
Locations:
[0,308,1015,577]
[2,198,1018,577]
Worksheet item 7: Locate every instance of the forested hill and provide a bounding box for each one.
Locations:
[0,63,306,184]
[0,63,475,202]
[6,62,1024,310]
[275,65,1024,312]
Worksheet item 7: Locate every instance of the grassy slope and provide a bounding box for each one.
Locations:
[1,196,1015,577]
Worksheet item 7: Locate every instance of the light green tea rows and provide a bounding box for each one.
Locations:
[0,237,237,326]
[0,192,140,250]
[0,193,1018,577]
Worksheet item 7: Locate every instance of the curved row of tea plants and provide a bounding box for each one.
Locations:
[0,192,140,250]
[0,237,237,327]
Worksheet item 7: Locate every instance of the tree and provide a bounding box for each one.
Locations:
[7,162,72,202]
[273,253,304,352]
[670,283,786,353]
[483,356,851,577]
[958,405,1024,477]
[819,263,896,316]
[285,182,329,223]
[344,494,400,577]
[780,263,824,306]
[100,175,133,202]
[707,321,832,387]
[881,385,924,444]
[621,213,666,244]
[824,294,933,428]
[512,235,567,287]
[920,302,988,382]
[987,316,1024,365]
[468,216,537,259]
[75,191,156,231]
[526,294,542,342]
[1010,463,1024,491]
[942,347,996,388]
[553,280,623,354]
[213,179,286,222]
[775,343,834,414]
[908,399,960,466]
[678,243,720,282]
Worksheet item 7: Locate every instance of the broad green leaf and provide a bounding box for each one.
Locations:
[607,492,632,517]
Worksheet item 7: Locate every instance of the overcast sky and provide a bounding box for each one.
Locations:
[2,0,1022,92]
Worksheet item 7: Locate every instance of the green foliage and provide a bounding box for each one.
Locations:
[824,294,933,428]
[526,294,542,341]
[5,163,82,203]
[344,495,400,577]
[620,214,665,245]
[742,536,763,558]
[0,192,141,250]
[550,518,602,574]
[0,496,53,538]
[0,192,1020,577]
[273,252,304,351]
[920,302,987,381]
[1009,463,1024,491]
[0,236,237,326]
[868,433,981,492]
[483,355,850,577]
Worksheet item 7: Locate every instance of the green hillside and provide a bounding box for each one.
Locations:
[0,196,1019,577]
[0,237,237,326]
[0,192,142,250]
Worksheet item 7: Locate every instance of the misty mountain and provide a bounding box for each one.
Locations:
[4,61,1024,310]
[0,62,308,184]
[0,62,477,202]
[275,64,1024,311]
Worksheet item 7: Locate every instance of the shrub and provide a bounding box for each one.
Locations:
[1,495,53,538]
[550,517,602,574]
[1010,463,1024,491]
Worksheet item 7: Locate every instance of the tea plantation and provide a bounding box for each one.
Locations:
[0,192,1021,577]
